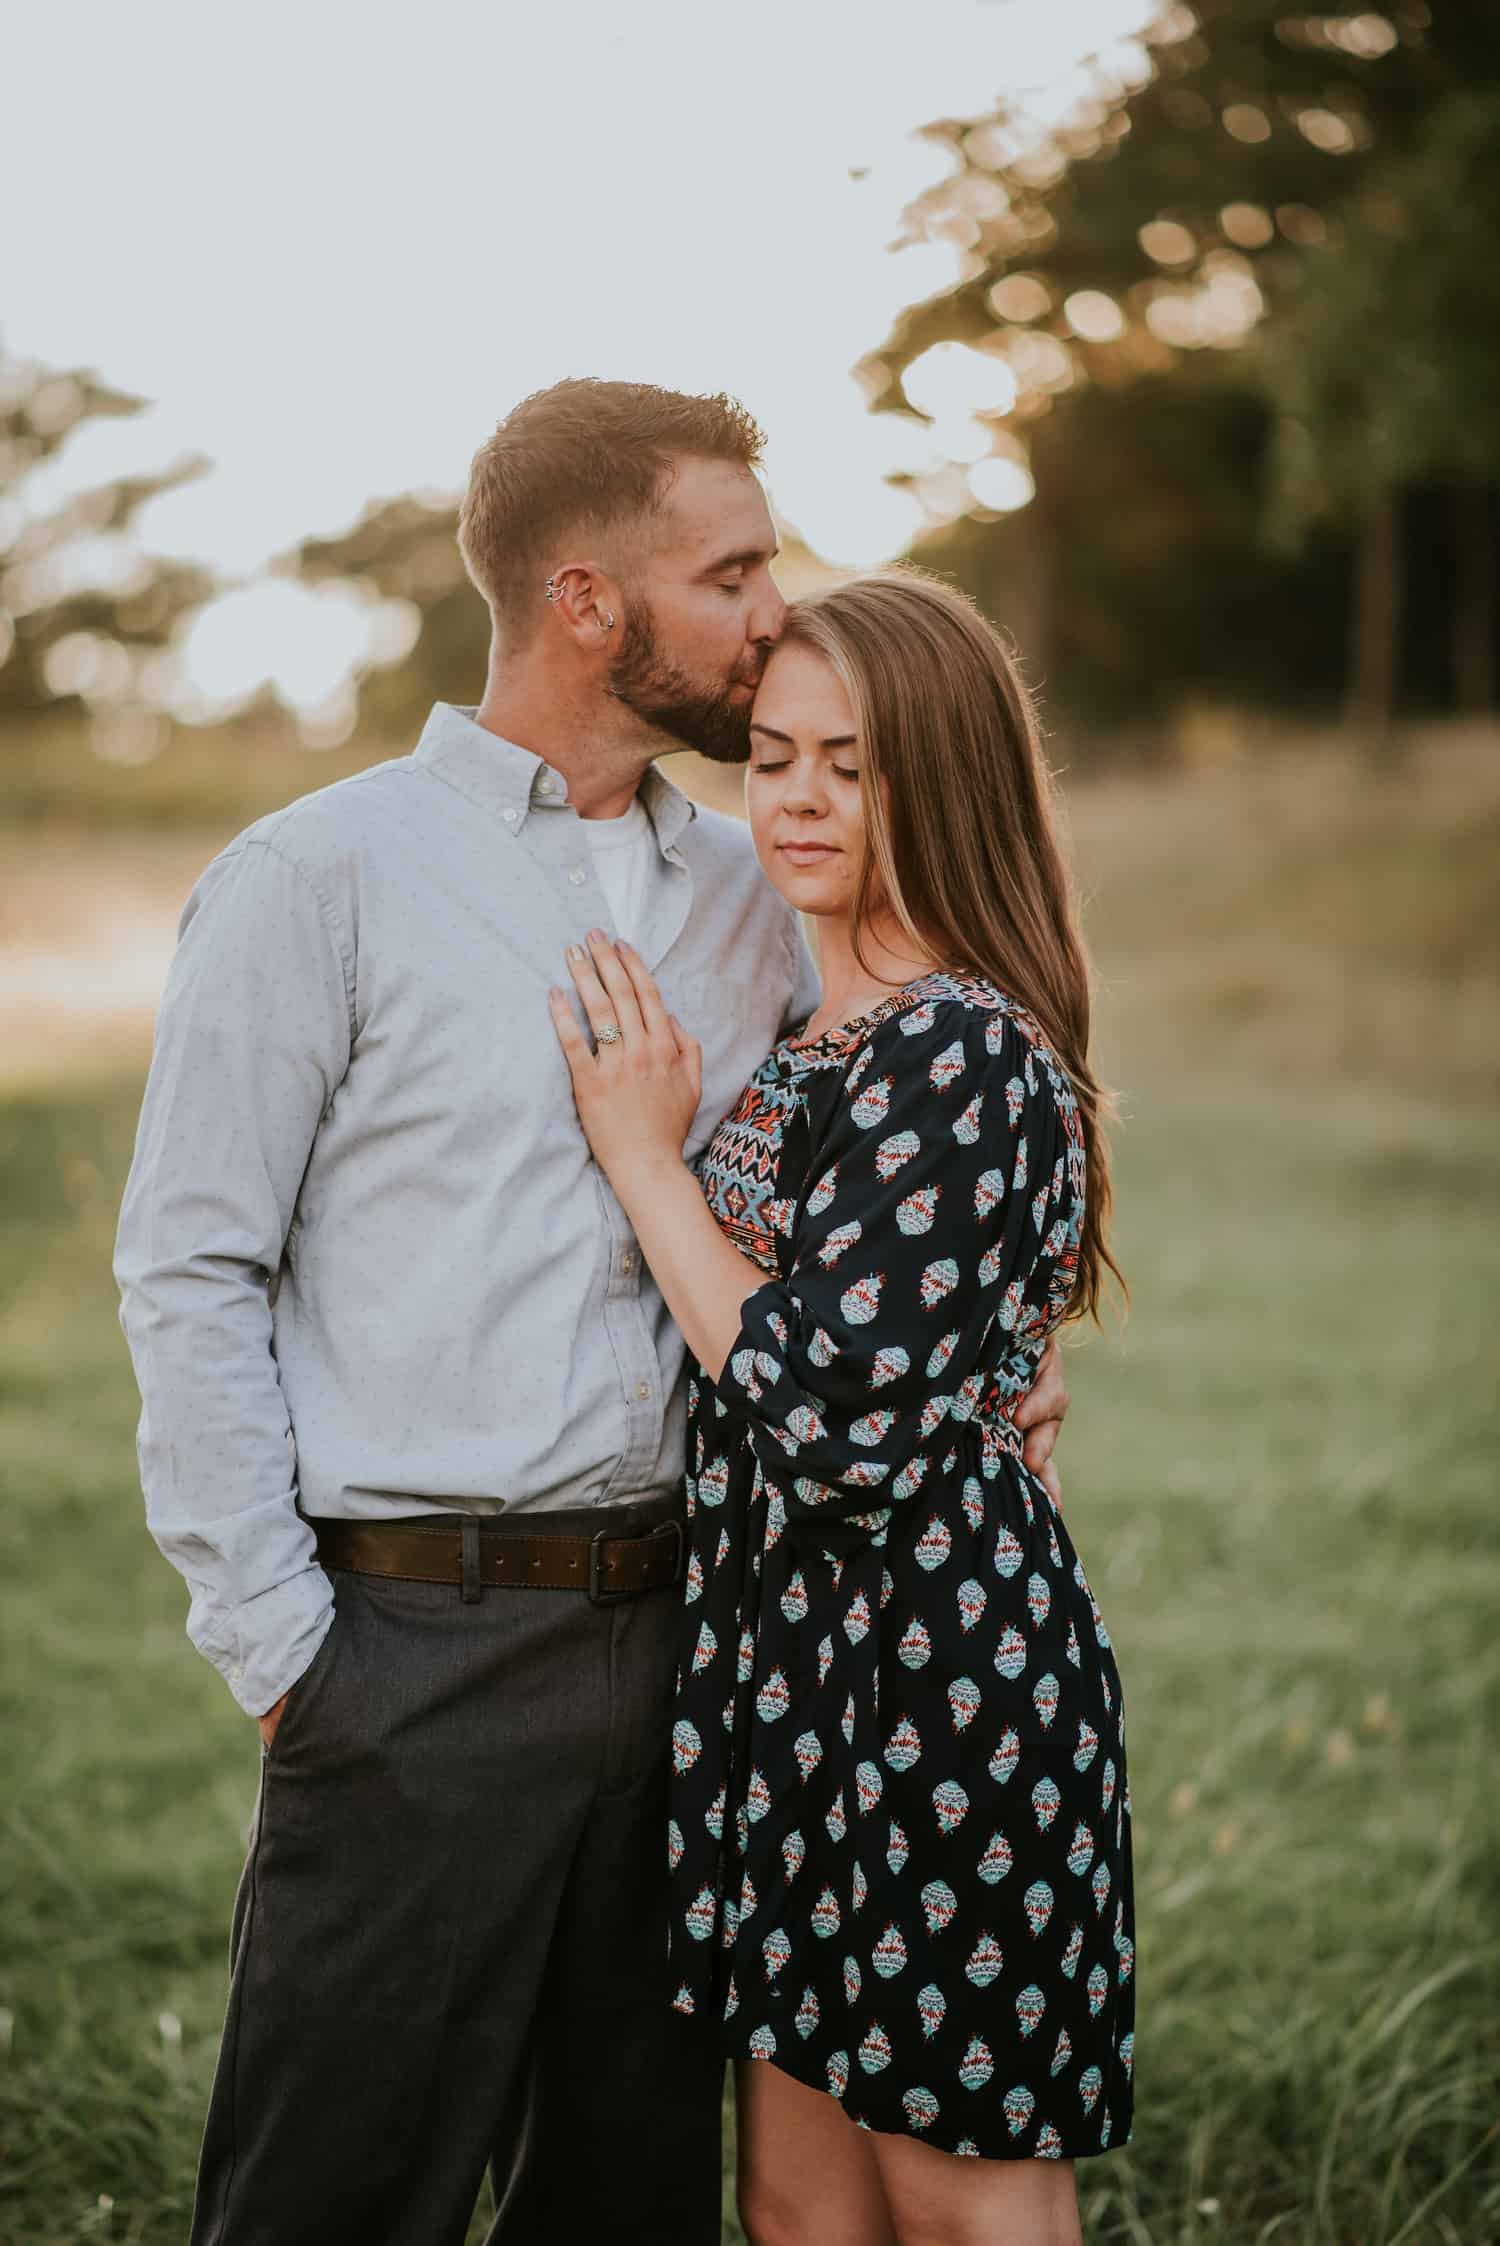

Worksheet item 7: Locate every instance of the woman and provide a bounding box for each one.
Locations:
[549,569,1133,2246]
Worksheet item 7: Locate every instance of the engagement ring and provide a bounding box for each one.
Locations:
[596,1022,623,1047]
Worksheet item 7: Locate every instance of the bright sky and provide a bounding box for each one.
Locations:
[5,0,1154,713]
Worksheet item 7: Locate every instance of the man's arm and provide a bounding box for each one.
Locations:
[115,834,354,1723]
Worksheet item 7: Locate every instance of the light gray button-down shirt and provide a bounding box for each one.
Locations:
[115,703,820,1715]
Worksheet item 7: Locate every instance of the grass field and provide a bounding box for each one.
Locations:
[1,731,1497,2243]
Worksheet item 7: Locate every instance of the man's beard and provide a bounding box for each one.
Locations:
[605,601,757,764]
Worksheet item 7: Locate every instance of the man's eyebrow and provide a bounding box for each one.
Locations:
[700,543,780,577]
[749,723,858,749]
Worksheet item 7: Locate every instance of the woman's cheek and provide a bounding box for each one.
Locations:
[745,786,783,889]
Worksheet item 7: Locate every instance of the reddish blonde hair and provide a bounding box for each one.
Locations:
[459,378,765,641]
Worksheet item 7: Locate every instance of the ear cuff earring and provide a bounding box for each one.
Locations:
[544,578,614,631]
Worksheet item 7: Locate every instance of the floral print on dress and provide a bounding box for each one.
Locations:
[672,973,1134,2160]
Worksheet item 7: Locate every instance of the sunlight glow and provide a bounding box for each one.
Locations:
[987,274,1053,324]
[902,344,1019,425]
[4,0,1159,716]
[1064,291,1127,343]
[178,582,418,716]
[1143,255,1265,350]
[967,456,1036,513]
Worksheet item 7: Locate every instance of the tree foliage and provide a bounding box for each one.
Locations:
[282,493,487,740]
[859,2,1499,727]
[0,348,213,729]
[1262,87,1500,536]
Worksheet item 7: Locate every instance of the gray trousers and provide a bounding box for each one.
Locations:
[190,1518,723,2246]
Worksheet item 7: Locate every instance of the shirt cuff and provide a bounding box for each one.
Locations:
[195,1566,335,1718]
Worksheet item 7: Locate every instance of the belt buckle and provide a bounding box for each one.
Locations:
[588,1518,685,1604]
[653,1516,686,1586]
[588,1525,634,1605]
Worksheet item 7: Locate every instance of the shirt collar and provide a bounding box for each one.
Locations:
[413,702,698,856]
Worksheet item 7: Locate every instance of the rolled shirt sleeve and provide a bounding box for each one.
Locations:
[114,835,354,1715]
[716,1003,1078,1546]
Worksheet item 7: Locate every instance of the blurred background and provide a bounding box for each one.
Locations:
[1,3,1496,2240]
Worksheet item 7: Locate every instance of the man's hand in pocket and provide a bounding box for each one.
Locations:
[257,1693,289,1750]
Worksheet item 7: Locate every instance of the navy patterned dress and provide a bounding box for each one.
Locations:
[666,972,1134,2161]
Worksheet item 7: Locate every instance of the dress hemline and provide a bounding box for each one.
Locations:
[721,2038,1133,2165]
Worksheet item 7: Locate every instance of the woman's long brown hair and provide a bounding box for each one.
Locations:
[782,566,1123,1323]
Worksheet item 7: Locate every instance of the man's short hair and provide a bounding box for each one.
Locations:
[458,378,766,640]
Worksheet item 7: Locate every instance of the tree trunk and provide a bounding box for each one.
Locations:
[1343,491,1402,749]
[1450,481,1495,715]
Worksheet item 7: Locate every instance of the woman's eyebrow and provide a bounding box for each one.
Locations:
[750,723,858,748]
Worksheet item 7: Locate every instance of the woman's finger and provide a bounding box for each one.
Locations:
[617,940,674,1042]
[566,942,631,1048]
[583,931,647,1040]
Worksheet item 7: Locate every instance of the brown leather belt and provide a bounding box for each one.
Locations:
[310,1512,685,1605]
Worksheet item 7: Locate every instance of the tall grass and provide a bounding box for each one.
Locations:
[2,734,1497,2242]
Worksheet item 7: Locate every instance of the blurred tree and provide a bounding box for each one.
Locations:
[280,492,486,741]
[1262,90,1500,731]
[858,1,1499,733]
[281,495,839,739]
[0,346,213,734]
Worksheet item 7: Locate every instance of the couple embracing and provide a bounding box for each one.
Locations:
[116,378,1135,2246]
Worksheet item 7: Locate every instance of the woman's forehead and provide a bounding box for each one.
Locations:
[756,641,853,719]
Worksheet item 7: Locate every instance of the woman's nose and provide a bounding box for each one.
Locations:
[783,766,828,815]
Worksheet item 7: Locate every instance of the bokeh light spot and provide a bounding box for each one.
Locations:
[967,455,1036,513]
[987,274,1052,323]
[1223,103,1272,144]
[1220,201,1274,248]
[1064,290,1127,342]
[1139,218,1197,266]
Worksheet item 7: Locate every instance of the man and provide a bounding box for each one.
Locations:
[115,378,1069,2245]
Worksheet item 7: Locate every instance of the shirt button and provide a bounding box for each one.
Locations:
[536,776,555,796]
[502,807,519,824]
[569,866,588,886]
[635,1381,652,1401]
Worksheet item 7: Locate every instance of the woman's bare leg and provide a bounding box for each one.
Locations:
[872,2132,1083,2246]
[735,2061,900,2246]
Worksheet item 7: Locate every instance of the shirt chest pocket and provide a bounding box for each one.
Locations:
[663,969,787,1160]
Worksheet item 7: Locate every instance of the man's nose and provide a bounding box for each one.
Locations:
[751,576,788,648]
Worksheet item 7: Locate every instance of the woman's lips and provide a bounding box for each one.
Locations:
[778,842,840,864]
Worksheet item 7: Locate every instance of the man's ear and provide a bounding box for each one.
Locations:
[543,563,620,645]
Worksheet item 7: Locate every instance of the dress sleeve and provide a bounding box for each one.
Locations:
[716,1000,1082,1546]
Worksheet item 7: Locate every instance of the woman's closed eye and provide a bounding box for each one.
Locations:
[750,760,860,781]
